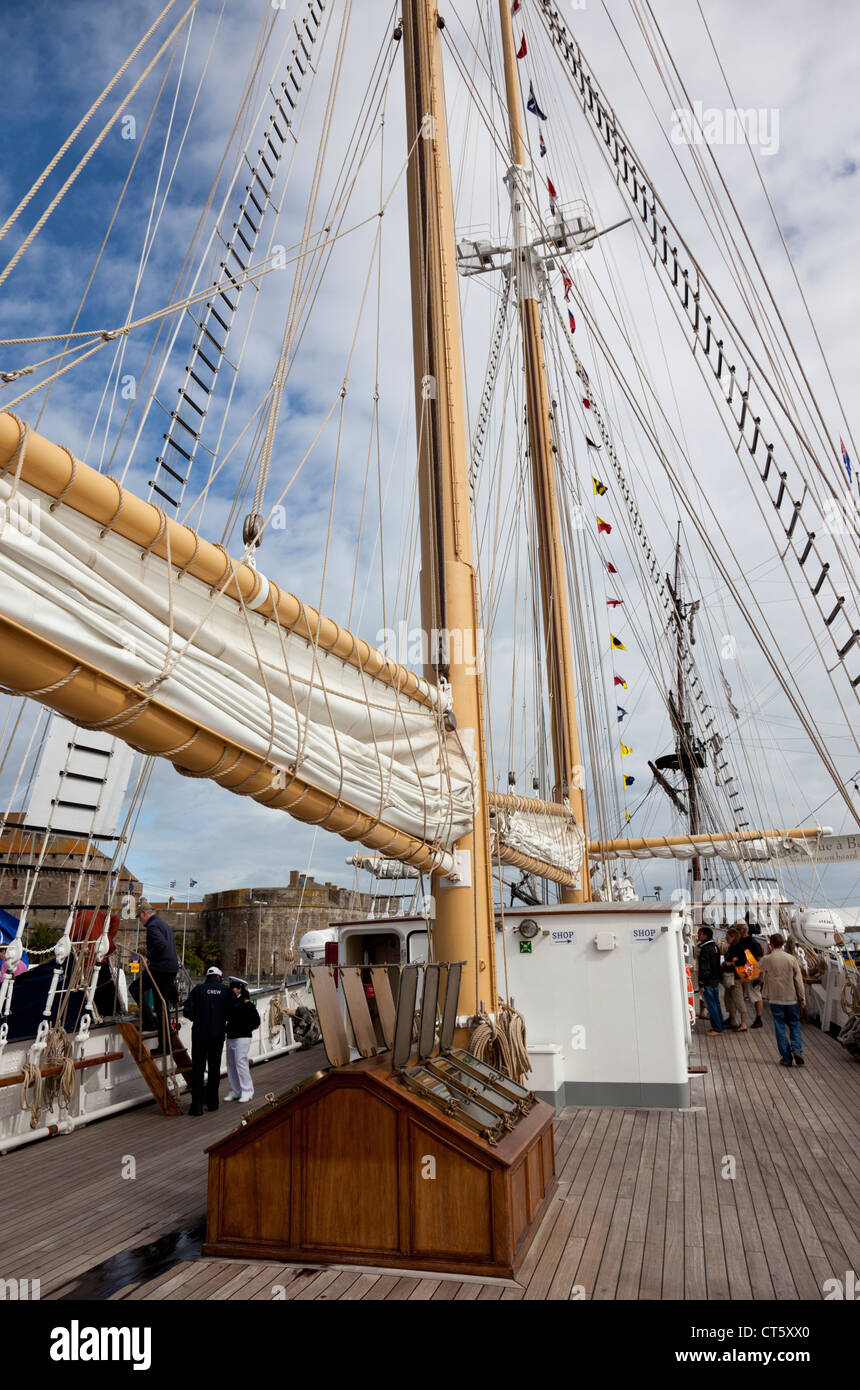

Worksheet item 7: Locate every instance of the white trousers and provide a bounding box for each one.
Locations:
[226,1037,253,1099]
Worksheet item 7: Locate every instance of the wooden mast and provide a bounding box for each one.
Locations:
[401,1,497,1012]
[497,1,590,901]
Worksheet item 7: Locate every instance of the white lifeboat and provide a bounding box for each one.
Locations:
[297,928,339,966]
[789,907,844,951]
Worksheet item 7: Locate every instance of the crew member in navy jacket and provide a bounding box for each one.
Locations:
[183,966,234,1114]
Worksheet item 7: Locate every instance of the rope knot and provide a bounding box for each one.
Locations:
[136,674,166,694]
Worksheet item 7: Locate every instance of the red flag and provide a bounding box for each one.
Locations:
[512,0,521,11]
[547,176,558,200]
[597,516,612,535]
[568,309,576,333]
[582,397,591,409]
[561,269,572,300]
[614,675,628,689]
[607,599,624,608]
[516,32,527,59]
[607,562,618,574]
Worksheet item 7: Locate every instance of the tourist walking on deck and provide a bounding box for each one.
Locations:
[225,977,259,1103]
[720,926,746,1030]
[696,926,723,1034]
[183,966,234,1113]
[139,902,179,1055]
[758,934,806,1067]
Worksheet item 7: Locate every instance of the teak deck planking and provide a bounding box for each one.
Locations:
[2,1016,859,1300]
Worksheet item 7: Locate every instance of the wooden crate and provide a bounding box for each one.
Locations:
[204,1055,556,1278]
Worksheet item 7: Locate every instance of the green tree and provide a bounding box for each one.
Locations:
[198,940,222,970]
[182,947,205,979]
[23,921,63,954]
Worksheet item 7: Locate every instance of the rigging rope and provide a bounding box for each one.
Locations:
[534,1,860,711]
[0,2,202,293]
[0,0,181,250]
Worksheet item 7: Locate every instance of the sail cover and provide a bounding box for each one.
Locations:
[0,476,477,854]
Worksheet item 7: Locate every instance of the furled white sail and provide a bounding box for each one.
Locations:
[490,805,585,877]
[1,473,587,877]
[595,833,859,865]
[0,476,476,852]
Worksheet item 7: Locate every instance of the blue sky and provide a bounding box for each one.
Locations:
[1,0,858,916]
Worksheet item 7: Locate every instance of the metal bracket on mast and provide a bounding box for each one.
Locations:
[505,165,541,302]
[455,178,601,286]
[439,848,472,888]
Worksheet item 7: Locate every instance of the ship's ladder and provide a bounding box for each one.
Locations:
[118,964,193,1116]
[148,0,328,517]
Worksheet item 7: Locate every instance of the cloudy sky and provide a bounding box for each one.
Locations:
[0,0,858,918]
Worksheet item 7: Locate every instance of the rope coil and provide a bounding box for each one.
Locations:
[469,999,530,1085]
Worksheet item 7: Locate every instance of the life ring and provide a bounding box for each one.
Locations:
[685,963,696,1026]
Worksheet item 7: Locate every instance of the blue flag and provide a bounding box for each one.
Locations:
[841,436,852,484]
[617,706,627,722]
[527,82,547,120]
[189,877,198,887]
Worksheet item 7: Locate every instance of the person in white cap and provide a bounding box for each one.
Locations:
[182,966,234,1114]
[224,977,260,1103]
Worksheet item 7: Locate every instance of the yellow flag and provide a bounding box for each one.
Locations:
[625,809,631,823]
[592,476,607,496]
[610,633,626,650]
[620,742,632,756]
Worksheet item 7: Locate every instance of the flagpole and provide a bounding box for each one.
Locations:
[182,882,188,968]
[498,0,590,899]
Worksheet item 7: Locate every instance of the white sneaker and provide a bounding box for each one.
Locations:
[238,1094,254,1103]
[224,1093,237,1102]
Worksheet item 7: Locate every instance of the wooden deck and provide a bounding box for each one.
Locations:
[4,1018,859,1301]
